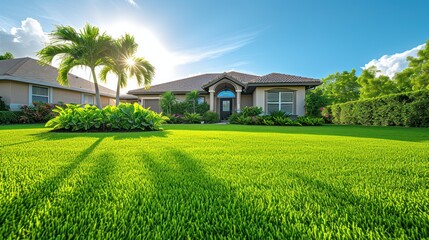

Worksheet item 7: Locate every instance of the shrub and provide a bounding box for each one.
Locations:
[296,116,324,126]
[45,103,168,131]
[0,96,9,111]
[241,106,263,117]
[202,111,219,123]
[20,102,57,123]
[270,110,287,118]
[183,113,202,124]
[0,111,20,124]
[331,90,429,127]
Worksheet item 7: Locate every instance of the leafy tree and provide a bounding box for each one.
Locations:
[393,68,413,92]
[320,69,360,104]
[358,66,397,99]
[403,40,429,90]
[0,52,14,60]
[160,91,176,115]
[186,90,200,113]
[37,24,113,108]
[305,88,330,117]
[99,34,155,106]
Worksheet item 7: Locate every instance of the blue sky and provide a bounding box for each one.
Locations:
[1,0,428,91]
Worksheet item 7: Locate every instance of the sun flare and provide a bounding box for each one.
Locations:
[126,58,135,66]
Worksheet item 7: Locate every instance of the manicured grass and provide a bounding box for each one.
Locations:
[1,124,428,239]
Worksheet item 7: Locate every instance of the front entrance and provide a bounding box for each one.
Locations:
[220,99,232,120]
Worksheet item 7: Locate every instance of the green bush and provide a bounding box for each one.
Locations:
[0,96,9,111]
[20,102,57,123]
[183,113,202,124]
[202,111,219,123]
[45,103,168,131]
[228,111,323,126]
[241,106,263,117]
[331,90,429,127]
[0,111,20,124]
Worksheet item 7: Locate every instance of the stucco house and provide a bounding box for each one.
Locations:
[0,57,116,110]
[128,71,321,119]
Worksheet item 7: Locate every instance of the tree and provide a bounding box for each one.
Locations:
[320,69,360,104]
[358,66,397,99]
[305,88,329,117]
[99,34,155,106]
[393,68,413,92]
[37,24,113,108]
[160,91,176,115]
[402,40,429,90]
[0,52,14,60]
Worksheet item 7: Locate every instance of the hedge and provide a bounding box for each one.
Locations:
[331,90,429,127]
[0,111,20,124]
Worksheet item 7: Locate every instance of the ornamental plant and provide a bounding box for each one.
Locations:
[45,103,168,131]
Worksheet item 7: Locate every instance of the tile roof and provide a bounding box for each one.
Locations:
[0,57,116,97]
[128,71,320,94]
[249,73,320,84]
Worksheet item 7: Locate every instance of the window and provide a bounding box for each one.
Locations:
[217,89,235,98]
[32,86,49,103]
[83,94,94,105]
[267,91,294,114]
[198,97,205,104]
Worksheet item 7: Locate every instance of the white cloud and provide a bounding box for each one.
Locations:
[363,44,425,78]
[0,18,48,57]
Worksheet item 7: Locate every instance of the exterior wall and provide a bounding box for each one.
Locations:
[253,86,306,116]
[0,81,29,110]
[0,80,116,110]
[0,81,12,107]
[100,96,112,107]
[241,94,253,108]
[53,88,81,104]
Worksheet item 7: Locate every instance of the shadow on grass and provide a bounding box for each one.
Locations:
[165,124,429,142]
[124,149,294,238]
[29,129,169,141]
[286,171,429,237]
[0,137,104,238]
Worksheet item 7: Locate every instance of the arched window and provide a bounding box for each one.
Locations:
[217,89,235,98]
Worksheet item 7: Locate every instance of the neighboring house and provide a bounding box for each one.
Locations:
[128,71,321,119]
[0,57,116,110]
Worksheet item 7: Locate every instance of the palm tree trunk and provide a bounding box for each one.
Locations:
[116,80,120,106]
[91,68,102,108]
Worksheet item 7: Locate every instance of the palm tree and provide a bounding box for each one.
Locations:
[99,34,155,106]
[37,24,113,108]
[160,91,176,114]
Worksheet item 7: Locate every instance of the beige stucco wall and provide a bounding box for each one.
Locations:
[0,81,12,106]
[241,94,253,108]
[53,88,81,104]
[0,81,29,110]
[253,86,306,116]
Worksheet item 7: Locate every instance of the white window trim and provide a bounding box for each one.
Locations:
[81,93,95,105]
[29,84,50,105]
[266,91,295,114]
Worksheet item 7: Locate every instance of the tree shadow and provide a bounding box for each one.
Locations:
[28,130,169,142]
[122,149,298,238]
[0,137,104,238]
[165,124,429,142]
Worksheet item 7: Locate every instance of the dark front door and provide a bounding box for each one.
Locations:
[220,99,232,120]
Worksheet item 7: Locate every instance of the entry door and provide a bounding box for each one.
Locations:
[220,99,232,120]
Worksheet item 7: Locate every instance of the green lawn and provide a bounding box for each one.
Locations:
[1,124,428,239]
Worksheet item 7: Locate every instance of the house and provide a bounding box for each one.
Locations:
[128,71,321,119]
[0,57,116,110]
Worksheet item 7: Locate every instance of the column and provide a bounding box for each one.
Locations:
[209,90,215,112]
[236,89,242,112]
